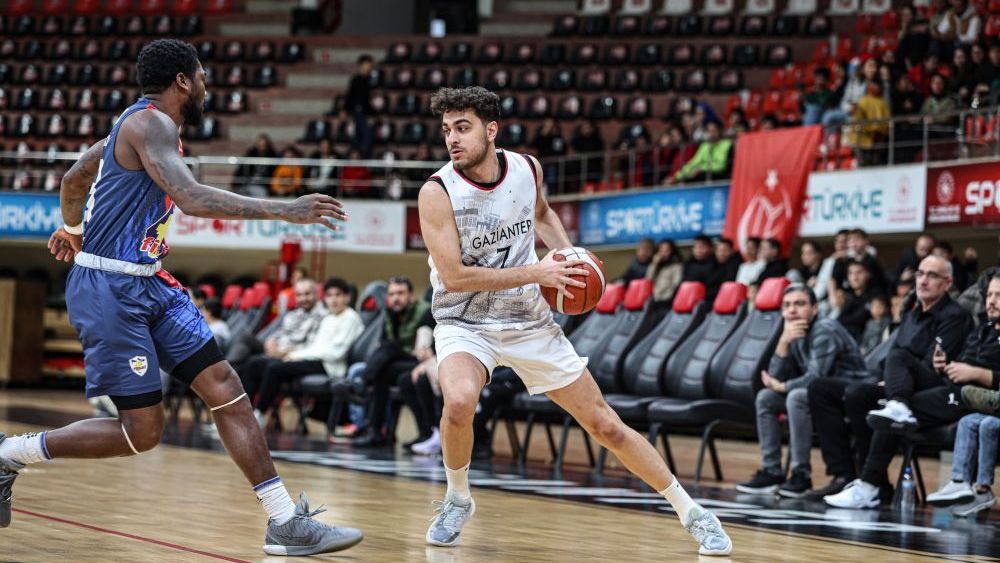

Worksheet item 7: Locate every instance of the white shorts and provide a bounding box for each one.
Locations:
[434,322,588,395]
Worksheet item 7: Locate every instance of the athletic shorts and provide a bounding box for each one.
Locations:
[434,322,587,395]
[67,265,216,401]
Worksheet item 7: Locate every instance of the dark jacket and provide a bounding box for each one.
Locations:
[955,320,1000,390]
[622,256,652,286]
[384,300,432,353]
[345,74,373,115]
[756,258,789,285]
[769,317,869,392]
[682,257,717,284]
[838,287,881,342]
[706,254,742,302]
[891,293,973,370]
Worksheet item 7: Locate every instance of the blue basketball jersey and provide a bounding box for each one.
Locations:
[81,97,180,265]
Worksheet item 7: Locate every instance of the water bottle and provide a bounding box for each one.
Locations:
[898,467,916,515]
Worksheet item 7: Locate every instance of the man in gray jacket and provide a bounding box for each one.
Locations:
[736,285,868,498]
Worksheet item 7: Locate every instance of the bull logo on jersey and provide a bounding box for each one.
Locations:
[139,196,175,259]
[129,356,148,376]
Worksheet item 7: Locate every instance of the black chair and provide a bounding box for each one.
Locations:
[450,68,477,88]
[580,15,609,36]
[548,69,576,91]
[107,39,131,61]
[708,16,734,35]
[552,15,579,36]
[613,15,641,36]
[589,96,618,120]
[668,44,694,66]
[740,15,766,36]
[178,15,202,35]
[644,69,674,92]
[645,15,671,35]
[614,69,641,92]
[539,44,566,66]
[515,69,543,91]
[806,15,831,37]
[496,123,526,147]
[647,278,787,483]
[476,42,504,65]
[388,68,415,90]
[635,43,662,66]
[676,15,703,35]
[280,42,305,63]
[681,69,707,92]
[616,123,648,146]
[418,68,448,90]
[385,42,411,63]
[392,93,421,116]
[508,43,536,65]
[714,69,743,92]
[556,95,582,120]
[399,121,428,145]
[580,70,607,92]
[445,42,472,65]
[772,15,800,36]
[766,44,792,66]
[302,120,332,143]
[414,42,443,64]
[700,44,727,66]
[524,95,551,119]
[624,96,651,119]
[732,44,760,67]
[485,69,511,91]
[499,95,518,118]
[251,66,277,88]
[569,44,598,66]
[602,44,630,66]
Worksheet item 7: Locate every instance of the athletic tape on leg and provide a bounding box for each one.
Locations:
[210,393,247,412]
[121,423,140,455]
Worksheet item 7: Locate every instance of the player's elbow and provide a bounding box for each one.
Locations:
[439,269,469,292]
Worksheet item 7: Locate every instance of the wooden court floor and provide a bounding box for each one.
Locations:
[0,390,994,563]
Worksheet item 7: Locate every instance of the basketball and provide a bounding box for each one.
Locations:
[540,247,606,315]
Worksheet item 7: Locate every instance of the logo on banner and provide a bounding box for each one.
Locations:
[936,171,955,204]
[737,169,792,249]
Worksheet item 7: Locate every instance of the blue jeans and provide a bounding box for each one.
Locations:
[821,108,849,130]
[952,412,1000,486]
[803,103,823,126]
[346,362,367,427]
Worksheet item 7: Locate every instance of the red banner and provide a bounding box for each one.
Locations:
[722,125,821,255]
[927,161,1000,227]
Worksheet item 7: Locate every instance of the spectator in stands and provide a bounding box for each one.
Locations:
[987,44,1000,89]
[824,255,974,508]
[937,0,982,49]
[934,240,970,291]
[850,81,891,166]
[200,298,231,351]
[631,133,657,187]
[892,278,916,323]
[405,144,435,186]
[737,285,868,497]
[570,120,606,187]
[897,3,932,69]
[667,120,732,184]
[894,232,936,284]
[234,133,277,197]
[803,68,837,126]
[891,74,923,117]
[823,56,880,130]
[341,148,373,197]
[308,138,341,194]
[532,118,566,187]
[736,237,765,286]
[276,266,308,316]
[706,237,742,303]
[725,108,749,136]
[621,238,655,285]
[909,54,944,97]
[838,261,881,342]
[343,55,375,158]
[238,278,327,421]
[270,145,305,197]
[755,238,789,284]
[832,228,887,295]
[789,241,834,314]
[645,239,683,302]
[250,277,364,423]
[657,125,697,184]
[351,277,434,447]
[949,47,975,101]
[921,73,958,127]
[861,295,891,355]
[682,235,716,285]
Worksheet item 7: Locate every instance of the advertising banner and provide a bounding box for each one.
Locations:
[800,164,926,236]
[0,192,63,238]
[927,161,1000,227]
[578,184,729,246]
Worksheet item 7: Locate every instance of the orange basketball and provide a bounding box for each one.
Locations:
[540,247,607,315]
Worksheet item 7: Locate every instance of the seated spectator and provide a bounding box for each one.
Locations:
[239,278,327,422]
[682,235,716,285]
[891,278,916,324]
[250,277,364,422]
[921,73,957,126]
[570,119,606,187]
[200,298,231,350]
[788,241,834,314]
[646,239,683,302]
[861,295,891,355]
[350,277,434,447]
[666,120,732,184]
[823,255,975,508]
[823,56,878,129]
[754,238,789,284]
[803,67,837,126]
[737,285,868,497]
[831,228,887,295]
[933,240,970,291]
[398,326,441,455]
[276,266,308,316]
[308,138,341,194]
[706,237,742,303]
[621,238,655,285]
[849,82,891,166]
[631,133,656,187]
[341,147,373,197]
[838,261,881,342]
[533,118,566,186]
[736,237,765,286]
[908,53,943,97]
[234,133,278,197]
[657,125,697,184]
[936,0,981,48]
[894,233,936,285]
[270,145,304,196]
[891,74,923,117]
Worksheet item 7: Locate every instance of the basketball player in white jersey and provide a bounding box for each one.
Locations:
[417,87,732,556]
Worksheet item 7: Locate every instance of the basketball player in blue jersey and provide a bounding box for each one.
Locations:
[0,39,362,556]
[419,87,732,555]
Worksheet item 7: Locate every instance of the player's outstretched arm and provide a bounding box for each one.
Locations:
[131,111,347,230]
[418,181,586,297]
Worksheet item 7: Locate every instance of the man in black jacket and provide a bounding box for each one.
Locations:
[342,55,374,158]
[754,238,789,284]
[706,237,741,303]
[824,255,975,508]
[682,234,716,284]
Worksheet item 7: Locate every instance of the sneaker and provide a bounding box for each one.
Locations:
[866,400,918,433]
[735,469,784,494]
[926,480,975,506]
[426,490,476,547]
[263,492,363,556]
[824,479,880,509]
[951,488,996,517]
[806,475,853,501]
[779,467,813,499]
[411,428,442,456]
[0,433,24,529]
[962,386,1000,416]
[683,507,733,556]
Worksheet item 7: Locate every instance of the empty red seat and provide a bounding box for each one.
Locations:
[139,0,166,13]
[221,284,242,310]
[204,0,232,13]
[880,10,899,30]
[810,41,831,63]
[42,0,69,15]
[73,0,100,13]
[171,0,198,14]
[239,288,256,311]
[835,35,854,61]
[762,90,782,114]
[768,68,786,90]
[6,0,33,15]
[105,0,132,14]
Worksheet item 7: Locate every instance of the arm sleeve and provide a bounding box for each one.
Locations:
[768,347,799,382]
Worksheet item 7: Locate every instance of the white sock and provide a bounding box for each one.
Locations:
[445,461,471,499]
[0,432,52,466]
[254,477,297,525]
[660,478,700,524]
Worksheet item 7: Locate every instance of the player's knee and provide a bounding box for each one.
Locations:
[123,417,164,453]
[589,413,626,448]
[442,395,477,425]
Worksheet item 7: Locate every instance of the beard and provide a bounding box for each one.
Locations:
[452,134,490,171]
[182,92,204,127]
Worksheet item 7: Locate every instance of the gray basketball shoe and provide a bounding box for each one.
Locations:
[426,490,476,547]
[263,492,364,556]
[683,507,733,556]
[0,433,25,528]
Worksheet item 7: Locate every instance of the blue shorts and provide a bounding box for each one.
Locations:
[67,266,215,400]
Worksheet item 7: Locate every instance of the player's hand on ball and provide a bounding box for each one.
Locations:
[47,227,82,263]
[282,194,348,231]
[536,249,588,299]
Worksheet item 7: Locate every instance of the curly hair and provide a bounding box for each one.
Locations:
[137,39,199,94]
[429,86,500,123]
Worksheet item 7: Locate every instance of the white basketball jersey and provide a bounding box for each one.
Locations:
[428,149,553,331]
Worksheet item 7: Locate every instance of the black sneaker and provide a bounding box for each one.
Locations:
[806,475,853,500]
[778,467,813,498]
[736,469,785,494]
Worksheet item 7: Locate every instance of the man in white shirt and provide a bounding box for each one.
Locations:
[251,277,364,422]
[937,0,982,46]
[736,236,765,286]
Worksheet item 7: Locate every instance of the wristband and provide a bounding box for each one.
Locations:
[64,223,84,235]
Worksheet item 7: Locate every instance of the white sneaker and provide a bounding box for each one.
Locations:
[926,480,975,506]
[952,489,996,517]
[824,479,880,509]
[866,400,918,433]
[411,428,442,456]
